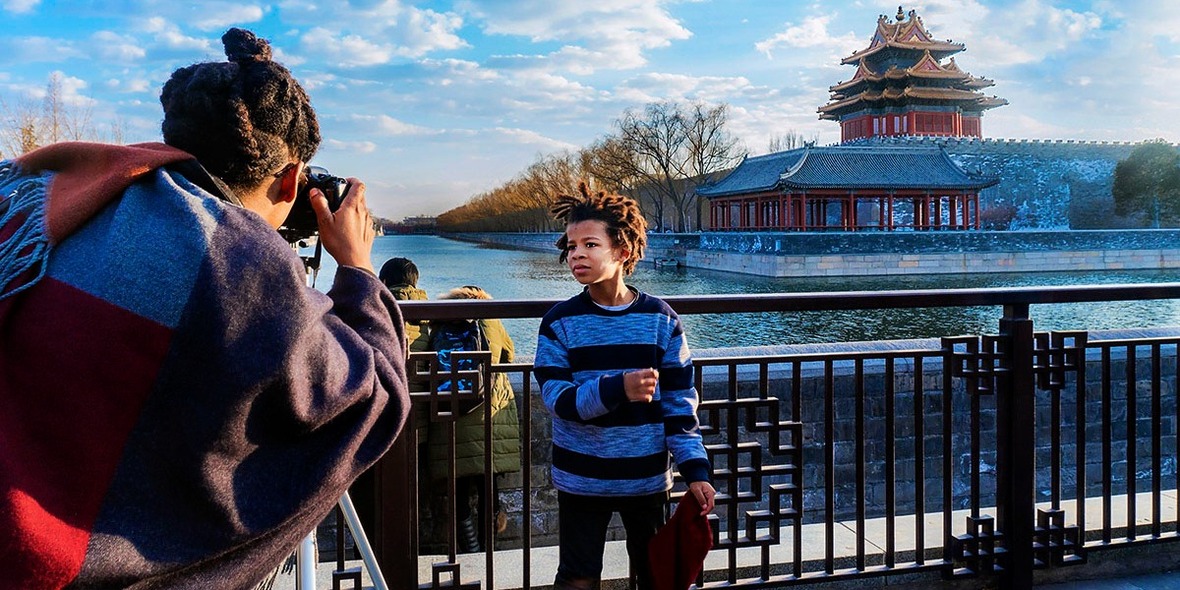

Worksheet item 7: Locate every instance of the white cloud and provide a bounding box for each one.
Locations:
[140,18,214,52]
[755,15,860,58]
[1,0,38,13]
[103,76,152,93]
[190,2,266,31]
[396,6,468,55]
[279,1,466,61]
[301,27,394,67]
[460,0,691,73]
[488,126,579,152]
[89,31,147,63]
[4,36,81,63]
[617,72,762,105]
[324,138,378,153]
[424,58,501,84]
[361,113,437,136]
[916,0,1102,68]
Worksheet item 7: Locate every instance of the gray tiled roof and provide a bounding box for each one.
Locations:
[697,145,998,197]
[694,149,806,197]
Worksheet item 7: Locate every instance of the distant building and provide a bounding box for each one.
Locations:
[696,145,997,231]
[818,7,1007,142]
[697,7,1016,232]
[385,215,437,234]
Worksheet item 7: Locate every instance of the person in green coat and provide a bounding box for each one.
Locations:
[379,257,430,355]
[428,285,522,552]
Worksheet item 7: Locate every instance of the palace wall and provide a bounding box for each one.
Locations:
[449,230,1180,277]
[854,136,1162,230]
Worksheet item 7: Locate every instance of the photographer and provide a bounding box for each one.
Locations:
[0,28,409,590]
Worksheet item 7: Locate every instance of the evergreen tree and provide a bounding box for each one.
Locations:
[1112,139,1180,227]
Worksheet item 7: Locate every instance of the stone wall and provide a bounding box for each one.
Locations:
[852,136,1168,230]
[447,230,1180,277]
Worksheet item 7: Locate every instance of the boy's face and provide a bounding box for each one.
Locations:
[564,220,628,288]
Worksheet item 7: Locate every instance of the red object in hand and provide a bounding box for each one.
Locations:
[648,493,714,590]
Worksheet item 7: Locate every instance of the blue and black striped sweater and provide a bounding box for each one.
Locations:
[535,289,712,496]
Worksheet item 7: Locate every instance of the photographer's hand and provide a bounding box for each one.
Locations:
[311,178,375,274]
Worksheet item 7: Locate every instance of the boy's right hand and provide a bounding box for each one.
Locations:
[624,368,659,402]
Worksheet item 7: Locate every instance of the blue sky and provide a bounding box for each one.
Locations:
[0,1,1176,219]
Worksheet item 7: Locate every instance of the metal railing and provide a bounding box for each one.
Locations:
[341,284,1180,590]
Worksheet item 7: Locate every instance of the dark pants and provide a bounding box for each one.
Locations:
[555,491,667,590]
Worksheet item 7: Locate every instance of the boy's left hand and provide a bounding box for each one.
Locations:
[688,481,715,515]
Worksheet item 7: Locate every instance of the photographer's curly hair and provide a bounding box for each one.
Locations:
[160,28,321,191]
[552,181,647,276]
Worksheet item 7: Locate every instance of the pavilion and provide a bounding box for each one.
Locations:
[696,7,1004,232]
[696,145,998,231]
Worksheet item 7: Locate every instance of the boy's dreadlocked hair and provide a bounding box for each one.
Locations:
[551,181,647,275]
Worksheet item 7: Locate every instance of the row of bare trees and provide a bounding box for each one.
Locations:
[0,73,122,159]
[438,100,748,233]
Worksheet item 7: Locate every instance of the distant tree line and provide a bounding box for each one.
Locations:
[438,101,750,233]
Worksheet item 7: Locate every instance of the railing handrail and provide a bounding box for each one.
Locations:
[397,282,1180,321]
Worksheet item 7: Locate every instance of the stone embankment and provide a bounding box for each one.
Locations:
[444,229,1180,277]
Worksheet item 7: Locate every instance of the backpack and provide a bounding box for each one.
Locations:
[428,320,490,415]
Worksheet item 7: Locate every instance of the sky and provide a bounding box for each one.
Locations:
[1,1,1177,220]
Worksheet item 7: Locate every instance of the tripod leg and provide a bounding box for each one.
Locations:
[339,491,389,590]
[295,531,317,590]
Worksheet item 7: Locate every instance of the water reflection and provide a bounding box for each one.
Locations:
[312,235,1180,355]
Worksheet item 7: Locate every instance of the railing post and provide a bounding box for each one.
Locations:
[375,411,419,590]
[998,303,1035,588]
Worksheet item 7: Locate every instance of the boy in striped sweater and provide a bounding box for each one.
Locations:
[534,183,715,590]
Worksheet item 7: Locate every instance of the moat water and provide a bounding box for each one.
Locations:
[313,234,1180,356]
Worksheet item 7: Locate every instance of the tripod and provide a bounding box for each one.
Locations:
[290,238,388,589]
[295,491,388,590]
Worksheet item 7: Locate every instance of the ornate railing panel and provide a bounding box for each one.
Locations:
[325,285,1180,590]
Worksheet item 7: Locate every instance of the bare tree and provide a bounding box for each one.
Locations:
[438,100,745,233]
[581,136,652,217]
[767,130,817,153]
[0,72,117,159]
[608,101,745,232]
[677,102,744,230]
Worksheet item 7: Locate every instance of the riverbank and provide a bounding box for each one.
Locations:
[444,229,1180,277]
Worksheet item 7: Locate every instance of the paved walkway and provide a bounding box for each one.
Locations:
[269,488,1180,589]
[269,564,1180,590]
[1038,570,1180,590]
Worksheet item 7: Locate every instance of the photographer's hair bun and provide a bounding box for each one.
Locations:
[162,27,319,190]
[223,27,272,64]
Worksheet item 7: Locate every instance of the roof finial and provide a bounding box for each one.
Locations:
[897,6,905,22]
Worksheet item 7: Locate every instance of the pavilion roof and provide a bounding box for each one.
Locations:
[841,7,965,65]
[819,87,1008,118]
[696,145,998,197]
[830,53,995,93]
[695,149,807,197]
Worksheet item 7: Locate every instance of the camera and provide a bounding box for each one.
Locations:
[279,165,349,244]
